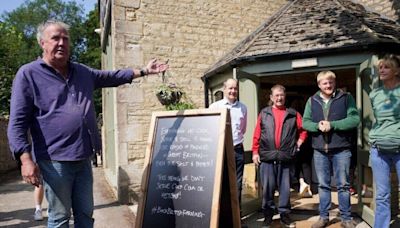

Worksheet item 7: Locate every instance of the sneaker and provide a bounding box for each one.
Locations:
[299,182,310,197]
[280,213,295,227]
[34,209,43,221]
[262,216,273,228]
[311,218,329,228]
[361,189,373,198]
[341,220,355,228]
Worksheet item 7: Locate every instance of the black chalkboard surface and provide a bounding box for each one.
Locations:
[136,109,240,228]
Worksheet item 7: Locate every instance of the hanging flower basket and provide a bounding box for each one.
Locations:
[156,83,183,105]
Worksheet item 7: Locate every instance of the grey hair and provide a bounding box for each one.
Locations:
[223,78,238,89]
[36,20,70,44]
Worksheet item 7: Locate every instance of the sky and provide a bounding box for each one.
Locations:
[1,0,98,15]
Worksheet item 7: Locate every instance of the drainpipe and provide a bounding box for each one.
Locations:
[204,77,209,108]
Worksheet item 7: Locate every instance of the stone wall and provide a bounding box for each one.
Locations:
[108,0,288,204]
[0,118,17,174]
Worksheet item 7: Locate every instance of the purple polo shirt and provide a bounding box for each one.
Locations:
[7,58,134,161]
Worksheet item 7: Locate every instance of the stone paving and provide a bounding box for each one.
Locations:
[242,191,371,228]
[0,167,134,228]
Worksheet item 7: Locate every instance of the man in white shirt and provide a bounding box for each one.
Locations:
[209,78,247,206]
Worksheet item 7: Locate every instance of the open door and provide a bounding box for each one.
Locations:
[356,56,379,226]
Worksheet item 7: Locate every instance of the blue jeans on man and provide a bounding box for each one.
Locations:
[259,161,291,217]
[370,146,400,228]
[313,149,352,222]
[38,159,94,228]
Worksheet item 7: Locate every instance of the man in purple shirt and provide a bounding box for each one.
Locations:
[7,20,168,228]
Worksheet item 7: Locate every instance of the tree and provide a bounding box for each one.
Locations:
[76,3,102,116]
[77,3,101,69]
[1,0,85,60]
[0,22,28,116]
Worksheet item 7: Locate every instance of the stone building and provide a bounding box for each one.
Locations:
[98,0,399,220]
[99,0,288,205]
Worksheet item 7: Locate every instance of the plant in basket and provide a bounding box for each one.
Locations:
[155,83,195,110]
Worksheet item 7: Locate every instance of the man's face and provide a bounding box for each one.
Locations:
[40,24,70,64]
[318,78,336,97]
[223,80,238,103]
[270,88,286,108]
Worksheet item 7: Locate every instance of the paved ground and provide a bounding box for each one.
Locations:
[242,192,371,228]
[0,167,371,228]
[0,167,134,228]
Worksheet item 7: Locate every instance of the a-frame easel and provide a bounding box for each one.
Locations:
[136,109,241,228]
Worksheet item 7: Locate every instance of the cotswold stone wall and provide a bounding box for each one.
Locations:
[0,118,17,173]
[109,0,288,204]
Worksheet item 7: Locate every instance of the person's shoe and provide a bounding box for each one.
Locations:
[349,187,356,195]
[262,216,273,228]
[311,218,329,228]
[280,213,295,227]
[341,220,355,228]
[299,182,310,197]
[361,189,372,198]
[34,209,43,221]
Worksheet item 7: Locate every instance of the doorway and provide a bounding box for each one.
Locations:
[241,68,359,215]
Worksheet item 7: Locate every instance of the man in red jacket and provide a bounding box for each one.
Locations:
[252,84,307,228]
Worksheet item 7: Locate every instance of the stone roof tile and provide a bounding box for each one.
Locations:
[204,0,400,77]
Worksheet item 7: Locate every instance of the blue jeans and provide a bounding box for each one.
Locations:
[370,147,400,228]
[38,159,94,228]
[234,144,245,206]
[313,149,351,221]
[259,161,291,217]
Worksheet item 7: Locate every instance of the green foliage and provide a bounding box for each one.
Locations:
[1,0,85,60]
[76,3,101,68]
[0,22,29,116]
[156,83,183,105]
[165,102,195,111]
[74,4,102,116]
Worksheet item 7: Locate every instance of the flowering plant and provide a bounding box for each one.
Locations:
[155,83,195,110]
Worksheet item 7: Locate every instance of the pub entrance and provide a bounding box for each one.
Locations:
[241,68,361,216]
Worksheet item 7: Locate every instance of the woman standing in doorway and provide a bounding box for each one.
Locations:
[369,54,400,228]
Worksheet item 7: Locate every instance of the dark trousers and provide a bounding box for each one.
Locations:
[234,144,245,206]
[295,149,313,185]
[260,161,291,217]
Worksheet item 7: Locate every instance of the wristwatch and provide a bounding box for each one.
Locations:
[140,68,148,77]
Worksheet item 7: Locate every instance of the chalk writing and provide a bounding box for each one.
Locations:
[151,206,206,218]
[142,115,221,227]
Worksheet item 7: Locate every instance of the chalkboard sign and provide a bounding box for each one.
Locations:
[136,109,240,228]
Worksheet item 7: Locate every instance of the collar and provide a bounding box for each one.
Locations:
[38,57,71,69]
[38,58,73,79]
[317,89,338,100]
[222,98,238,106]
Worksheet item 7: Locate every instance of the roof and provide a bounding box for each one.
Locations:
[204,0,400,78]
